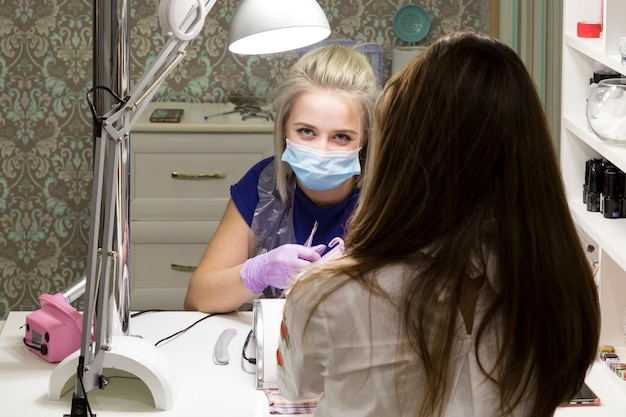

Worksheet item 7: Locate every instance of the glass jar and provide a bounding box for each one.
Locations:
[587,78,626,144]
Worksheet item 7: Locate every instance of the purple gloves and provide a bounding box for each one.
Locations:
[241,244,325,293]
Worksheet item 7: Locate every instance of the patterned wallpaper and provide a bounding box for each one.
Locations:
[0,0,491,319]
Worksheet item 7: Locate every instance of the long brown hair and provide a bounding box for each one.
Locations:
[292,31,600,417]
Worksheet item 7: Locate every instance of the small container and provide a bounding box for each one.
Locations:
[601,351,619,361]
[587,78,626,144]
[600,345,616,353]
[577,21,602,38]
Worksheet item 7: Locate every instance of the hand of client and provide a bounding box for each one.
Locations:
[240,244,326,293]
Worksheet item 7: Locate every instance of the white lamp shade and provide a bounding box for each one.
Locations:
[228,0,331,55]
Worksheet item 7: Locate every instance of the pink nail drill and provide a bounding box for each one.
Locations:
[23,277,86,363]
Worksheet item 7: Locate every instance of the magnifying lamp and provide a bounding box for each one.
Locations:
[46,1,330,416]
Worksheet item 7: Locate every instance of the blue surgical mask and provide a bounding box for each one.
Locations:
[281,139,361,191]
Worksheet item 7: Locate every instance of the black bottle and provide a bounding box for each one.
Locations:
[602,167,625,218]
[586,159,604,212]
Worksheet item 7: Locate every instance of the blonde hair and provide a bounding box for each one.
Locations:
[269,44,378,200]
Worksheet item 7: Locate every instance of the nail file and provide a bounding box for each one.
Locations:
[304,221,319,247]
[213,328,237,365]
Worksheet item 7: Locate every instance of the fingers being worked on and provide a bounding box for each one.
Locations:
[241,244,321,292]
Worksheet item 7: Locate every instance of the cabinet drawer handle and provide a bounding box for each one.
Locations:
[171,263,197,272]
[171,171,227,179]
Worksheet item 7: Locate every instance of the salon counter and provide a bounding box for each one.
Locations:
[1,310,625,416]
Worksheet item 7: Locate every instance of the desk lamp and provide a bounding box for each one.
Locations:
[47,1,330,416]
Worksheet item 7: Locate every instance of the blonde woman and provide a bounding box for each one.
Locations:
[185,44,377,313]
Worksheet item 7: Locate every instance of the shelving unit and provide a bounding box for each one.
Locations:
[561,0,626,401]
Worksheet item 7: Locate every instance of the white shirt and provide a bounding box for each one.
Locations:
[277,262,533,417]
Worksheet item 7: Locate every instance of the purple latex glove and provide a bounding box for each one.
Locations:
[241,244,325,293]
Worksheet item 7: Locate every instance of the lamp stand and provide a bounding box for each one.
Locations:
[49,336,177,411]
[48,0,180,414]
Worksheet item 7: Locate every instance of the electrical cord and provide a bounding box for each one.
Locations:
[72,357,96,417]
[242,329,256,365]
[22,338,47,355]
[86,85,127,132]
[127,309,224,347]
[153,312,220,347]
[130,309,164,318]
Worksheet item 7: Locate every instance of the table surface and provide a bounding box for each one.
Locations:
[1,310,625,416]
[0,311,272,416]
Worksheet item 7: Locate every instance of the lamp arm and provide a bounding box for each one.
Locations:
[102,0,218,141]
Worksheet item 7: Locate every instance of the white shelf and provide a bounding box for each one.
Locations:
[561,0,626,404]
[561,107,626,274]
[564,34,623,74]
[563,115,626,171]
[561,0,626,270]
[568,201,626,270]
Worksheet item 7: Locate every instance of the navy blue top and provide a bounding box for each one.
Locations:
[230,157,359,252]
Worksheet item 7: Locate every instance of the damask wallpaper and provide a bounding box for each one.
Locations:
[0,0,491,319]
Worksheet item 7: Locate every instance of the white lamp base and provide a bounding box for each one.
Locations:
[48,335,177,410]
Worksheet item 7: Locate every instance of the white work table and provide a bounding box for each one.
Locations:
[1,310,625,416]
[0,311,271,416]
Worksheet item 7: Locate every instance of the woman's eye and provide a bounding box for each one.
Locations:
[335,134,352,142]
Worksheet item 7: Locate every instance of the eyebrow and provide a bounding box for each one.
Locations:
[292,122,358,136]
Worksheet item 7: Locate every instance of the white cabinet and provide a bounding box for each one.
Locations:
[129,102,273,310]
[561,0,626,403]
